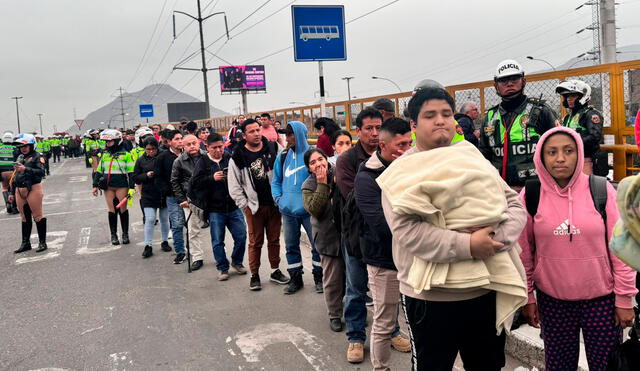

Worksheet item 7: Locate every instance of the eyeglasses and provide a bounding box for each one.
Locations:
[496,75,522,84]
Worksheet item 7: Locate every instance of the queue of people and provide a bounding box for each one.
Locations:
[3,58,638,371]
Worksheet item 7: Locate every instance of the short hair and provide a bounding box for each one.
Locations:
[142,137,159,148]
[206,132,224,144]
[186,121,197,132]
[303,148,328,169]
[380,118,411,139]
[407,87,456,123]
[241,118,260,133]
[196,127,209,137]
[331,130,352,145]
[459,101,477,115]
[372,98,395,113]
[355,107,384,128]
[151,124,161,130]
[260,113,271,119]
[165,129,182,141]
[125,129,135,135]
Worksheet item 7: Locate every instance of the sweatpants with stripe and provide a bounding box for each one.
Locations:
[282,213,321,274]
[537,290,621,371]
[402,291,505,371]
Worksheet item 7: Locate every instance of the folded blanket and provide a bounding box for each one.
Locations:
[377,141,527,334]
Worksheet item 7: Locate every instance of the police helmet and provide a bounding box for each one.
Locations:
[135,127,154,145]
[2,131,14,144]
[556,79,591,106]
[100,129,123,145]
[494,59,525,80]
[14,133,36,147]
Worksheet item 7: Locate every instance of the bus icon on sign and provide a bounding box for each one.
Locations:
[299,25,339,41]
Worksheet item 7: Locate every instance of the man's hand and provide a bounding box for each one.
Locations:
[615,307,635,328]
[146,171,154,178]
[522,303,540,328]
[316,165,327,184]
[180,201,189,208]
[92,187,98,197]
[474,129,480,138]
[213,171,226,181]
[469,227,504,259]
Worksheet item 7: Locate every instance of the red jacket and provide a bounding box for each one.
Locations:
[316,133,334,157]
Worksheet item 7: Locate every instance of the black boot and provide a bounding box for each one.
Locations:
[120,210,130,244]
[108,212,119,245]
[35,218,47,252]
[2,191,10,213]
[284,271,304,295]
[313,271,324,293]
[14,220,33,253]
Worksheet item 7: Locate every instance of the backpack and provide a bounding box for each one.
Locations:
[525,175,608,243]
[337,149,367,258]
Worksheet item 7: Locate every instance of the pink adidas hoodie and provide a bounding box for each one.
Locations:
[519,126,637,308]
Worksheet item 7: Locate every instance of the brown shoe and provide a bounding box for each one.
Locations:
[217,270,230,281]
[391,334,411,352]
[231,264,247,275]
[347,342,364,363]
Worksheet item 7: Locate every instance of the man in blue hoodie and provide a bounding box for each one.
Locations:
[272,121,323,295]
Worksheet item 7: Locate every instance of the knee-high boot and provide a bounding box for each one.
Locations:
[15,218,33,253]
[120,210,130,245]
[109,212,119,245]
[35,218,47,252]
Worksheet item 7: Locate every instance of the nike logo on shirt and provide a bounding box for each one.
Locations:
[285,165,305,178]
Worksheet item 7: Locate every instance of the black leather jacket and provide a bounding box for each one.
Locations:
[12,149,45,191]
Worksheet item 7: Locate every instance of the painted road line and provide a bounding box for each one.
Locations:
[0,209,95,222]
[15,231,68,265]
[76,226,122,255]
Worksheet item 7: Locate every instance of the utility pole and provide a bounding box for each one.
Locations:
[11,97,23,133]
[342,76,354,102]
[173,1,229,119]
[37,113,44,135]
[600,0,617,64]
[118,87,126,129]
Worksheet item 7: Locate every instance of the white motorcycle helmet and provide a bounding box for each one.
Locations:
[135,127,154,145]
[2,131,14,144]
[100,129,123,145]
[494,59,525,80]
[556,79,591,106]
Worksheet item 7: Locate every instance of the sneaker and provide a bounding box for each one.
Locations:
[366,295,374,307]
[218,270,230,281]
[391,334,411,353]
[160,241,171,252]
[346,342,364,363]
[249,274,261,291]
[191,260,203,271]
[270,269,290,285]
[173,253,186,264]
[231,263,247,275]
[142,245,153,258]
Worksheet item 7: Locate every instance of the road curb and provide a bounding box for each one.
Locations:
[506,326,589,371]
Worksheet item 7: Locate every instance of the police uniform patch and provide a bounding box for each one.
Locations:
[591,114,601,124]
[484,126,495,134]
[521,114,529,128]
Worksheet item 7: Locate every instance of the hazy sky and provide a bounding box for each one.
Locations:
[1,0,639,134]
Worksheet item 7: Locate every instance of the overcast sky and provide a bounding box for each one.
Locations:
[1,0,639,134]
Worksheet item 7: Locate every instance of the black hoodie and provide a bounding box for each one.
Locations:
[189,151,238,213]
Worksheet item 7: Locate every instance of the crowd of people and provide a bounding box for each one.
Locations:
[2,58,639,371]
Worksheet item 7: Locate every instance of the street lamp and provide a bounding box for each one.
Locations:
[10,96,23,133]
[371,76,402,93]
[526,56,556,72]
[342,76,354,101]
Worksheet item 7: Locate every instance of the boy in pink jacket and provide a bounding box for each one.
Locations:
[519,126,637,371]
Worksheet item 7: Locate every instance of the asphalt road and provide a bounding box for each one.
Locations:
[0,157,531,371]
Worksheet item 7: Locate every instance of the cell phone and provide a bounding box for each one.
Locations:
[12,162,21,167]
[222,167,228,174]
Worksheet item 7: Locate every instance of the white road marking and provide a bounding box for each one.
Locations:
[80,325,104,335]
[43,193,65,205]
[76,227,121,255]
[0,209,95,222]
[233,323,338,371]
[131,221,144,233]
[68,176,88,183]
[109,351,132,371]
[28,368,72,371]
[15,231,68,265]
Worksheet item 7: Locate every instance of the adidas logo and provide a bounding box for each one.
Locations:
[553,219,581,236]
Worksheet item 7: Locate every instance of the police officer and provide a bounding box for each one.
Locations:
[91,129,135,246]
[35,135,51,176]
[556,79,603,175]
[10,133,48,253]
[479,59,558,191]
[132,127,154,161]
[1,131,19,214]
[50,135,62,163]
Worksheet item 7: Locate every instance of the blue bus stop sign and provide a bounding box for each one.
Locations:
[291,5,346,62]
[139,104,154,118]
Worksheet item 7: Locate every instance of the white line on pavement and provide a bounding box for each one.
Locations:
[0,209,95,222]
[15,231,68,265]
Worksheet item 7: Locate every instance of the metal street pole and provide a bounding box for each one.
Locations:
[371,76,402,93]
[526,56,557,71]
[11,97,23,133]
[318,61,326,117]
[174,2,229,119]
[118,87,126,129]
[37,113,44,135]
[600,0,617,64]
[342,76,354,101]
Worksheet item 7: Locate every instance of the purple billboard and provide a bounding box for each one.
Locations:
[219,65,266,92]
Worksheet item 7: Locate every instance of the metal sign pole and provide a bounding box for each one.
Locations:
[318,61,326,116]
[241,89,248,114]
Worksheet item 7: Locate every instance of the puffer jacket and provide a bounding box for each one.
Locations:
[301,166,340,257]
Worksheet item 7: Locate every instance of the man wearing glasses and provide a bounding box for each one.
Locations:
[479,59,558,192]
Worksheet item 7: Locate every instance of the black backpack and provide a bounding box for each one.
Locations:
[333,149,366,258]
[525,175,608,243]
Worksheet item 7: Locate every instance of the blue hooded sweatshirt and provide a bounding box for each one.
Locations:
[271,121,310,217]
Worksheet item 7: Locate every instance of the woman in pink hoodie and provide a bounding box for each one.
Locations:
[519,126,637,371]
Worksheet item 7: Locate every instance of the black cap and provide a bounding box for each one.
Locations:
[372,98,395,113]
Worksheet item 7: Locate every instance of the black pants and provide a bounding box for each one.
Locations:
[402,291,506,371]
[52,147,61,162]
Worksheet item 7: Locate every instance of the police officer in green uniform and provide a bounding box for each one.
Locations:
[132,127,153,161]
[479,59,559,191]
[1,131,19,214]
[555,79,604,175]
[50,135,62,163]
[35,135,51,176]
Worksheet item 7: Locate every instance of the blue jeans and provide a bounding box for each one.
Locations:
[209,209,247,272]
[282,214,322,274]
[342,243,400,343]
[166,196,185,254]
[143,207,169,246]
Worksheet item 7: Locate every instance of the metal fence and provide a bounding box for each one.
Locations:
[180,60,640,181]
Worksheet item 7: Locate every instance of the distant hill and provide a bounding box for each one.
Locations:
[66,84,229,134]
[531,43,640,72]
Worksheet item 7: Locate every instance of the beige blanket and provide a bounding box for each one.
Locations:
[377,141,527,334]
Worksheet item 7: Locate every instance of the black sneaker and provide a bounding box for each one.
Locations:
[249,274,261,291]
[270,269,290,285]
[160,241,171,252]
[174,253,186,264]
[142,245,152,258]
[191,260,203,271]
